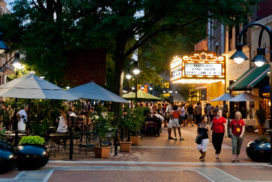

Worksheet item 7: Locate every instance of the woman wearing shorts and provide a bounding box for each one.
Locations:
[170,105,184,141]
[197,115,210,161]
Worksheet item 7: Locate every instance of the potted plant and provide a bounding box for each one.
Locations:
[92,112,114,158]
[16,135,49,170]
[130,107,146,146]
[256,108,266,134]
[119,108,134,152]
[0,128,16,173]
[246,136,270,162]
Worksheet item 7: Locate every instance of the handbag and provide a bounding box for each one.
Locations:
[195,135,202,144]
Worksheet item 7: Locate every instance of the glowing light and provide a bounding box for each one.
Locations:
[234,57,245,64]
[255,61,265,67]
[126,74,132,80]
[171,56,182,69]
[133,68,140,75]
[172,79,224,84]
[132,87,135,90]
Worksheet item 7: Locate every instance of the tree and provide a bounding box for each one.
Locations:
[2,0,258,100]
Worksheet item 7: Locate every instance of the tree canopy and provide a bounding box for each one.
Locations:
[1,0,258,92]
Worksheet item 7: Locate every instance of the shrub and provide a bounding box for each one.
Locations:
[19,136,45,146]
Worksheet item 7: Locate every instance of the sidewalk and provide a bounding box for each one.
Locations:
[0,126,271,182]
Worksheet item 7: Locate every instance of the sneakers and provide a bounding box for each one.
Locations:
[179,137,184,141]
[174,137,177,141]
[168,137,174,140]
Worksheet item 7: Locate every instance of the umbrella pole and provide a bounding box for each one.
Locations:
[14,98,19,146]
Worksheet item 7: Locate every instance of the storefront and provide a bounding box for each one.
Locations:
[229,64,270,124]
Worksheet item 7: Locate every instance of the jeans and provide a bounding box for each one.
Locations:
[212,132,224,154]
[231,135,243,155]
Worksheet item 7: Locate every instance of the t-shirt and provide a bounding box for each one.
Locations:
[187,106,193,115]
[212,116,226,133]
[180,107,186,117]
[18,109,27,131]
[172,110,180,119]
[230,119,245,136]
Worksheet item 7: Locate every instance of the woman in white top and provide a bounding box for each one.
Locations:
[17,105,29,132]
[57,107,68,133]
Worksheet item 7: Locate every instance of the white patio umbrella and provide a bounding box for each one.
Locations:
[228,92,259,102]
[67,81,129,103]
[0,73,77,100]
[211,93,234,101]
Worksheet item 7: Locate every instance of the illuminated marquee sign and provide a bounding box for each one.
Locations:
[170,51,225,84]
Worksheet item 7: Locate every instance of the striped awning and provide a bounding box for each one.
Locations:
[229,64,269,90]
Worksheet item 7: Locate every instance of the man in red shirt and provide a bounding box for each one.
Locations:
[230,111,245,162]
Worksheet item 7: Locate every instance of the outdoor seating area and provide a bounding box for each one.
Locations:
[0,72,167,173]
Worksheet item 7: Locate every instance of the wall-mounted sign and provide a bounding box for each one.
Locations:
[170,51,225,84]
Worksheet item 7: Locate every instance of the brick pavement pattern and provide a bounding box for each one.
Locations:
[0,126,271,182]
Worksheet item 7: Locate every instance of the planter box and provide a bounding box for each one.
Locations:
[120,142,132,152]
[246,140,271,162]
[0,140,16,173]
[16,144,49,170]
[94,147,111,158]
[130,136,141,146]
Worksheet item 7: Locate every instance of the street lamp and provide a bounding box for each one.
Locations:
[132,67,140,75]
[132,61,140,106]
[252,48,267,67]
[230,22,272,165]
[230,44,248,64]
[126,74,132,80]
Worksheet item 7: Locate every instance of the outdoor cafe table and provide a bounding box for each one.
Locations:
[3,132,26,144]
[49,133,70,151]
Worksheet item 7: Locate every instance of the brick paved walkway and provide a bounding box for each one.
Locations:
[1,126,271,182]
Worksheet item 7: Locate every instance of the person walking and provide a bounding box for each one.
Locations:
[230,111,245,162]
[166,102,173,139]
[171,105,184,141]
[211,109,227,159]
[179,104,186,126]
[187,104,194,127]
[195,102,202,125]
[197,115,210,161]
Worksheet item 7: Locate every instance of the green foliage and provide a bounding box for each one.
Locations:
[19,135,45,146]
[91,112,114,147]
[258,136,269,143]
[1,0,259,89]
[29,119,50,137]
[119,107,146,137]
[256,108,266,126]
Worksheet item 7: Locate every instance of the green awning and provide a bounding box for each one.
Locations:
[122,90,162,100]
[229,64,269,90]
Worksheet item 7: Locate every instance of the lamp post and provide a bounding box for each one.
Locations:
[230,22,272,164]
[12,54,22,146]
[126,74,132,92]
[132,62,140,106]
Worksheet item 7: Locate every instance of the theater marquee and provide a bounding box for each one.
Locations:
[170,51,225,84]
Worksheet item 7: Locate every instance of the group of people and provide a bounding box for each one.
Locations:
[196,109,245,162]
[145,101,246,162]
